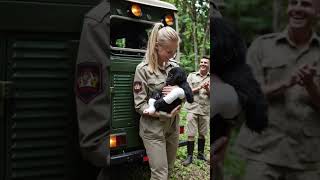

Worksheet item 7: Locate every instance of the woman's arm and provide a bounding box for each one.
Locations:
[133,65,150,115]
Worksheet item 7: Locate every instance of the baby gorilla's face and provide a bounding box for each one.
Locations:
[166,71,175,85]
[166,67,186,86]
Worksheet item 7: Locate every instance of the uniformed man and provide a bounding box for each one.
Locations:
[183,56,210,166]
[235,0,320,179]
[75,0,110,179]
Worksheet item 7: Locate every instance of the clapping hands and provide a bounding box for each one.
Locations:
[285,63,317,88]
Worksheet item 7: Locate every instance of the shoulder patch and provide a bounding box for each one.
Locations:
[133,81,143,94]
[76,62,103,104]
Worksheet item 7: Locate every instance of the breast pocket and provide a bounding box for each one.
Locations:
[301,124,320,162]
[147,79,165,93]
[191,79,201,88]
[262,60,288,84]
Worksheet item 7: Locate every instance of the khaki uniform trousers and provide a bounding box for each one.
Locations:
[140,115,180,180]
[186,113,209,137]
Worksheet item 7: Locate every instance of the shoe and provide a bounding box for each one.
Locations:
[182,141,194,166]
[197,138,208,162]
[182,155,193,166]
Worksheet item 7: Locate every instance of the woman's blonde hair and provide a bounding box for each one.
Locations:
[144,23,180,74]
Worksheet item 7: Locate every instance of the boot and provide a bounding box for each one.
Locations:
[182,141,194,166]
[197,138,208,161]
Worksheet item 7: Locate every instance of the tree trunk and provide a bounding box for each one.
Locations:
[200,16,210,59]
[192,21,198,70]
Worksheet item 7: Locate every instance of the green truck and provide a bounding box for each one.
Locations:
[109,0,186,165]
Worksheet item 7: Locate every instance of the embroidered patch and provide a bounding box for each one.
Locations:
[76,62,102,104]
[133,81,142,94]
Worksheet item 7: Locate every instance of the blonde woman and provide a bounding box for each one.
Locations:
[133,23,181,180]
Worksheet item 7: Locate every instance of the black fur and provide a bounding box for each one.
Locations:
[152,67,194,113]
[211,114,231,144]
[210,18,268,143]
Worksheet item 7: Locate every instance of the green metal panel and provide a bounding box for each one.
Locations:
[0,38,6,180]
[110,54,144,152]
[112,74,136,128]
[4,0,99,5]
[0,1,98,32]
[111,55,142,129]
[6,38,75,180]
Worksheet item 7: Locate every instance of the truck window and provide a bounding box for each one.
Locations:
[110,17,153,52]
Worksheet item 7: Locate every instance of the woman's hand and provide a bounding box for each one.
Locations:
[143,110,160,117]
[169,105,181,117]
[162,85,175,96]
[143,105,181,118]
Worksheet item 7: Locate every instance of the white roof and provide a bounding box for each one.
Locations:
[126,0,177,11]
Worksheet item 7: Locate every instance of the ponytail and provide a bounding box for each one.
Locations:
[144,23,180,74]
[145,23,164,74]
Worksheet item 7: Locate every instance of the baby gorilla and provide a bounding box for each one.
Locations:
[144,67,194,114]
[211,18,269,143]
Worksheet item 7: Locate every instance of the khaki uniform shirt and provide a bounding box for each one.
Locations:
[75,0,110,168]
[133,61,179,138]
[236,28,320,170]
[184,71,210,116]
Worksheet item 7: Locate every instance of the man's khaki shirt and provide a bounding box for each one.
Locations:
[184,71,210,116]
[236,28,320,170]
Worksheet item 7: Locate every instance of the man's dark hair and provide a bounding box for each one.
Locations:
[202,56,210,60]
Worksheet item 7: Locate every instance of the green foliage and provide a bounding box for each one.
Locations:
[116,38,125,48]
[170,108,210,180]
[223,0,273,43]
[222,0,292,44]
[223,129,246,179]
[163,0,210,72]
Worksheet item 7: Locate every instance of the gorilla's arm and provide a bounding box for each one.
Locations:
[163,87,185,104]
[220,64,268,133]
[154,87,184,110]
[143,87,185,114]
